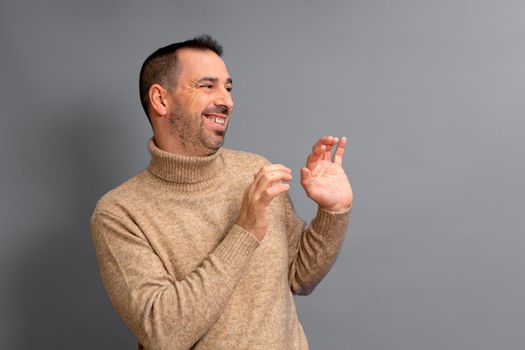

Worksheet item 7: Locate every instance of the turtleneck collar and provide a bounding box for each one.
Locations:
[147,138,224,190]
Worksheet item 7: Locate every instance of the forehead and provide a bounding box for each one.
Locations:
[177,48,230,81]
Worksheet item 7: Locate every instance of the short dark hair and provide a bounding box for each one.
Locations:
[139,34,223,124]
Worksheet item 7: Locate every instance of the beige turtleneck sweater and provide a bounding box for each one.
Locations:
[90,139,351,350]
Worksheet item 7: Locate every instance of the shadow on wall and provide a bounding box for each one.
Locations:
[8,102,136,349]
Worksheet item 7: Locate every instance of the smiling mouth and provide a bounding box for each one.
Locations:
[204,114,227,125]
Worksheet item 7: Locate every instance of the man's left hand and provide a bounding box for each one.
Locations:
[301,136,353,212]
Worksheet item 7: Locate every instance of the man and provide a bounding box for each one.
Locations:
[91,34,353,350]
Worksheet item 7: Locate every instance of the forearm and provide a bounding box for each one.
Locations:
[288,205,351,295]
[91,211,259,349]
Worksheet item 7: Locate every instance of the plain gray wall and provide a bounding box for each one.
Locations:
[1,0,524,349]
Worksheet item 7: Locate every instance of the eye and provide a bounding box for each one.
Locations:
[226,86,233,93]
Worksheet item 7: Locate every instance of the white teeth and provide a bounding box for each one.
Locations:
[205,115,226,125]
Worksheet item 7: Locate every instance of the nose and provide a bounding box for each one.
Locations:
[214,88,234,111]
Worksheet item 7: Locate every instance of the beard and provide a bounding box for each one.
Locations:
[168,105,228,156]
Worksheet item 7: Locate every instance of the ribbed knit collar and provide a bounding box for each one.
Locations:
[147,138,224,188]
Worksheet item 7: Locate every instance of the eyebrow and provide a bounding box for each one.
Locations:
[197,77,233,85]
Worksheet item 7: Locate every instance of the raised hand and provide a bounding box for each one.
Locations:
[237,164,292,241]
[301,136,353,212]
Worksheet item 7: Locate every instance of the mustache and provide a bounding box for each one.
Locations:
[203,105,229,115]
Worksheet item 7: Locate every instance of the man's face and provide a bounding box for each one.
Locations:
[167,48,233,156]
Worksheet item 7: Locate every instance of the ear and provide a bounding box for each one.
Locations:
[149,84,169,117]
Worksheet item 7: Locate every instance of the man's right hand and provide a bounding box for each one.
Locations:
[236,164,292,241]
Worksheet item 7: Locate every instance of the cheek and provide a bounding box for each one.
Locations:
[182,91,209,114]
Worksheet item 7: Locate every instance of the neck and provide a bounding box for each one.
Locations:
[147,138,224,191]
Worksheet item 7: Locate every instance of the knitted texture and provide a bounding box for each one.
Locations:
[90,139,351,350]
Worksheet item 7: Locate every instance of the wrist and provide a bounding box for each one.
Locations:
[319,202,352,213]
[236,219,266,242]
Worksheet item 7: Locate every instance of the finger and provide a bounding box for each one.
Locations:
[254,165,292,184]
[253,164,290,184]
[259,183,290,204]
[250,165,290,197]
[332,136,347,165]
[300,167,312,188]
[306,144,326,169]
[313,136,340,161]
[255,169,293,190]
[311,136,339,151]
[323,142,335,160]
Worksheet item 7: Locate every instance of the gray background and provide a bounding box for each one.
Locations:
[1,0,524,349]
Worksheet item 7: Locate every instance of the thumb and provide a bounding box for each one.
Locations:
[300,167,312,188]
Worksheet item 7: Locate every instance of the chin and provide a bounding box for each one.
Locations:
[203,139,224,154]
[213,139,224,150]
[200,129,226,153]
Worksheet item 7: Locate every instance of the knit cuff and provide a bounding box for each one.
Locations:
[311,205,351,236]
[214,224,260,273]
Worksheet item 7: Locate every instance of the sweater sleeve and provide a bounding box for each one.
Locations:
[90,210,259,350]
[284,194,351,295]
